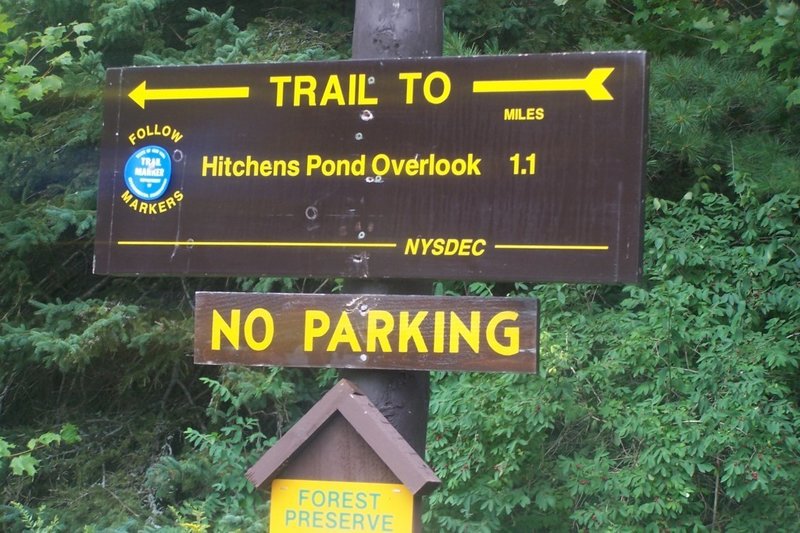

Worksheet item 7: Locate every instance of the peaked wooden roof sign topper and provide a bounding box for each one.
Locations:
[247,379,440,532]
[246,379,441,495]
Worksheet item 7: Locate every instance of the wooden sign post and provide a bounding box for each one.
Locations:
[337,0,446,476]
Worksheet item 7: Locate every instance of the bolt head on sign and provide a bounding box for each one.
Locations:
[95,51,647,283]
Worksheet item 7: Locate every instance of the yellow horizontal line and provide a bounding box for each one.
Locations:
[148,86,250,101]
[117,241,397,248]
[495,244,609,251]
[474,79,582,93]
[472,68,615,101]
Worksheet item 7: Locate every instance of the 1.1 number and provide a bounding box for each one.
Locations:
[509,153,536,176]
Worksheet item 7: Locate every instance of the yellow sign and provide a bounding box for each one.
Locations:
[270,479,413,533]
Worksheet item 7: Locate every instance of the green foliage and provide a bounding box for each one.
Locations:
[713,1,800,106]
[132,7,343,65]
[450,1,799,108]
[6,502,60,532]
[141,367,320,531]
[1,424,80,478]
[427,177,800,530]
[132,6,254,66]
[0,16,94,125]
[648,54,799,198]
[0,4,302,530]
[445,0,609,53]
[93,0,164,46]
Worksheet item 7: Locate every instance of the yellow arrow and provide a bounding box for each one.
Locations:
[473,67,615,101]
[128,81,250,109]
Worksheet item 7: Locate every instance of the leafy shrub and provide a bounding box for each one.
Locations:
[426,175,800,530]
[142,367,321,531]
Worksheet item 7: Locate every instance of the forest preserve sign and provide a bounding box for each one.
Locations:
[94,52,647,283]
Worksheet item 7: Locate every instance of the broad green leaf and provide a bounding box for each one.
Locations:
[775,2,798,26]
[38,75,63,94]
[0,437,13,457]
[787,87,800,108]
[36,432,61,447]
[692,17,715,31]
[696,463,715,473]
[0,12,14,34]
[76,35,93,49]
[535,490,557,510]
[60,423,81,444]
[43,24,67,39]
[73,22,93,34]
[49,51,73,67]
[749,35,780,57]
[24,81,44,101]
[10,454,38,477]
[6,37,27,55]
[11,64,37,80]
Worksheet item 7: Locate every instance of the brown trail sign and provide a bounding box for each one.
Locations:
[194,292,538,373]
[94,51,647,283]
